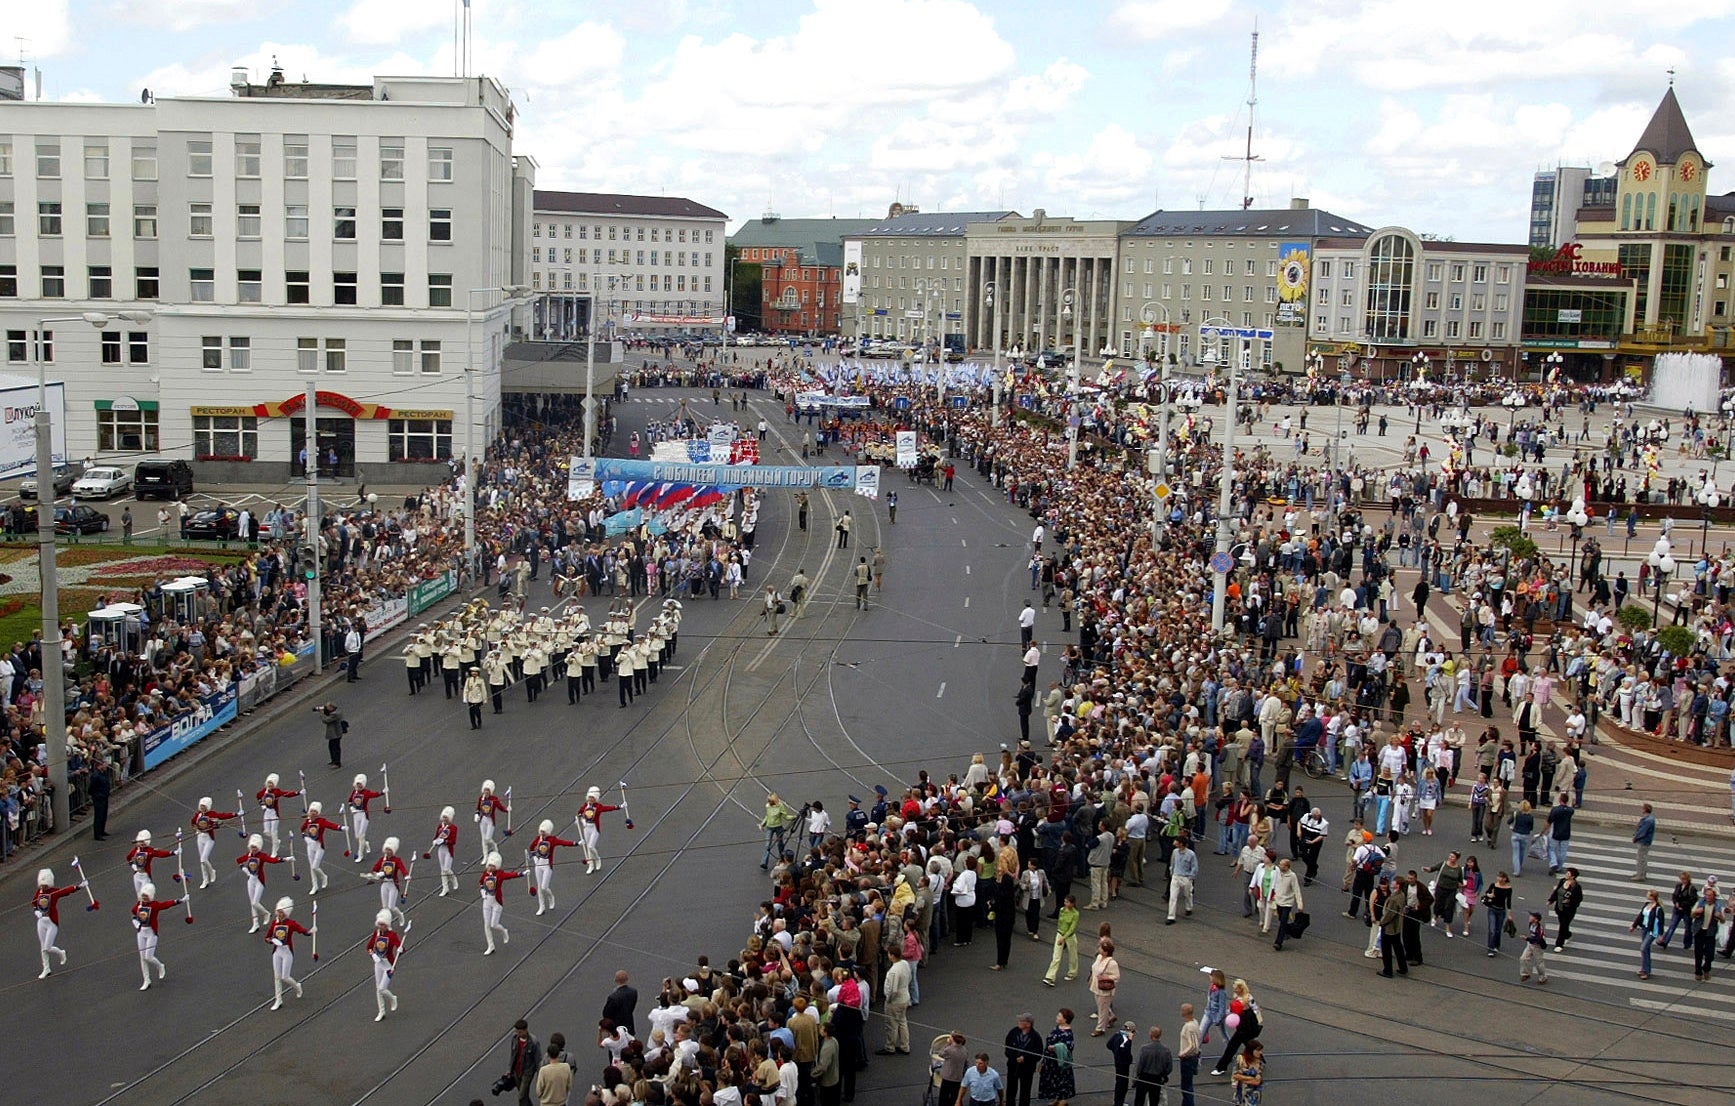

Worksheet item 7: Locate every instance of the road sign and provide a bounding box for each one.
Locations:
[1154,482,1172,502]
[1199,325,1275,341]
[1209,551,1235,575]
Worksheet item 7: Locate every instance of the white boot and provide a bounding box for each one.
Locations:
[483,938,496,956]
[54,947,66,966]
[139,959,152,991]
[271,977,283,1011]
[500,926,509,945]
[39,951,51,980]
[375,992,388,1022]
[292,977,303,999]
[387,989,398,1011]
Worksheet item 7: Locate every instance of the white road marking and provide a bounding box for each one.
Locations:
[961,539,968,547]
[963,597,971,608]
[964,565,971,575]
[936,682,946,699]
[954,634,962,649]
[951,516,958,524]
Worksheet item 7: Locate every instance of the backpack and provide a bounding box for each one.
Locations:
[1358,846,1385,874]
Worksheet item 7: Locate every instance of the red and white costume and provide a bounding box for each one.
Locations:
[257,774,301,857]
[576,788,620,872]
[126,832,175,896]
[369,840,409,926]
[367,911,403,1021]
[527,821,576,915]
[31,870,76,979]
[190,799,239,887]
[264,898,311,1010]
[236,836,283,931]
[130,884,176,990]
[348,776,385,862]
[431,807,459,896]
[475,781,508,860]
[477,854,521,954]
[300,802,343,893]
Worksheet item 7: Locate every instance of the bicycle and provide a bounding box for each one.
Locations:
[1300,745,1331,780]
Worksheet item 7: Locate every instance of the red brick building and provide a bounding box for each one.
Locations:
[731,215,878,336]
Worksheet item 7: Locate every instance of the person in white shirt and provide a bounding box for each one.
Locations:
[806,801,832,848]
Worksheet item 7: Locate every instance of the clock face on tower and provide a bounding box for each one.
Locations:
[1633,159,1653,182]
[1680,160,1698,182]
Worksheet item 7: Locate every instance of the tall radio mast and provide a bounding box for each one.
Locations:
[1222,21,1263,210]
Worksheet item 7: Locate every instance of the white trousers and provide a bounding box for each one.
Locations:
[135,927,163,984]
[579,822,600,866]
[37,915,59,954]
[271,943,297,983]
[246,874,268,921]
[352,810,371,855]
[533,859,554,910]
[305,839,328,890]
[380,881,405,923]
[436,844,455,876]
[263,810,281,854]
[478,817,497,858]
[197,831,217,883]
[481,895,507,949]
[132,870,151,896]
[372,955,395,994]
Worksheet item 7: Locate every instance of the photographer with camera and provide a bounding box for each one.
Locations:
[493,1019,540,1104]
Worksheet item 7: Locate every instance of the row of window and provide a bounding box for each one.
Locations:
[0,263,454,307]
[190,416,451,462]
[530,247,711,268]
[533,222,713,244]
[1,200,452,244]
[0,138,454,183]
[5,329,447,373]
[1318,287,1512,312]
[1317,259,1513,284]
[530,271,712,293]
[1314,315,1508,340]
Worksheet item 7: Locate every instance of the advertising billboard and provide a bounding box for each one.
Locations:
[1276,242,1311,327]
[842,241,863,305]
[0,380,68,480]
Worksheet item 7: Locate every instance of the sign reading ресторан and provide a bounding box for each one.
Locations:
[591,458,858,490]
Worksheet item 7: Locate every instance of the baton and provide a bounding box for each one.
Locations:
[71,856,99,911]
[174,834,193,924]
[171,828,184,883]
[340,803,354,858]
[388,918,412,979]
[525,847,535,895]
[236,789,249,838]
[289,829,300,882]
[381,763,392,815]
[299,770,310,817]
[311,901,319,961]
[502,786,513,838]
[620,781,634,830]
[400,856,416,906]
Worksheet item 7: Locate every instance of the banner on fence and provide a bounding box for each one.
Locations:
[408,570,457,615]
[590,458,858,491]
[895,431,918,469]
[141,684,239,771]
[854,466,880,500]
[363,596,409,643]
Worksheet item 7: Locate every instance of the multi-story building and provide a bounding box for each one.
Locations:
[0,68,528,479]
[842,207,1016,348]
[527,190,727,340]
[1529,166,1617,250]
[729,214,879,336]
[1109,201,1374,374]
[966,210,1132,361]
[1309,228,1530,381]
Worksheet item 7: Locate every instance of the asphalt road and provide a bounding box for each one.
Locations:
[4,384,1730,1106]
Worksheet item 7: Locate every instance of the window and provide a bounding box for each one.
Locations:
[1496,264,1511,284]
[131,142,156,181]
[1446,321,1461,339]
[1425,291,1440,310]
[187,138,211,176]
[284,137,309,178]
[428,274,452,307]
[428,146,453,181]
[236,203,261,238]
[286,271,310,304]
[134,204,157,239]
[235,135,261,177]
[0,264,14,297]
[1449,293,1463,311]
[1363,232,1416,342]
[190,202,213,237]
[1494,293,1509,312]
[419,339,441,373]
[37,140,61,178]
[531,247,540,264]
[237,269,262,303]
[381,272,404,306]
[84,142,108,179]
[392,339,414,374]
[380,207,403,241]
[88,266,112,299]
[1318,261,1332,280]
[334,206,356,240]
[429,208,451,242]
[1426,262,1443,281]
[87,203,110,237]
[297,337,318,372]
[128,332,149,363]
[41,266,64,298]
[39,202,62,235]
[334,271,357,305]
[101,332,122,364]
[135,267,159,299]
[325,338,346,373]
[0,141,11,175]
[193,415,257,459]
[1422,319,1438,338]
[332,138,357,179]
[0,202,10,235]
[285,204,308,239]
[1340,290,1354,307]
[190,268,214,302]
[379,140,404,180]
[1449,263,1465,282]
[531,271,541,290]
[388,418,452,461]
[98,407,157,452]
[1472,263,1488,283]
[228,336,251,371]
[1492,321,1506,339]
[1469,320,1484,339]
[201,335,223,370]
[1182,259,1192,275]
[1343,261,1355,279]
[1471,294,1485,311]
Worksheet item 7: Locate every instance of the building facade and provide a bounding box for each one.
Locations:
[527,190,727,340]
[0,71,526,478]
[966,211,1131,361]
[1529,167,1617,250]
[729,215,879,336]
[1308,229,1529,381]
[843,208,1015,348]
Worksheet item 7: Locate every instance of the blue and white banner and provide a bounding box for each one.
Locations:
[855,466,880,500]
[567,457,597,500]
[591,458,857,491]
[142,684,240,771]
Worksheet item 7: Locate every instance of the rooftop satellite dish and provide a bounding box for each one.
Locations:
[1595,161,1617,177]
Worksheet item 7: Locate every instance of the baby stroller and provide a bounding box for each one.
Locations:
[921,1033,953,1106]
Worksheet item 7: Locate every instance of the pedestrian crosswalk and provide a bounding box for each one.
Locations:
[1506,827,1735,1021]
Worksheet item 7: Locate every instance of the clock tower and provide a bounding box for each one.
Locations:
[1616,86,1708,235]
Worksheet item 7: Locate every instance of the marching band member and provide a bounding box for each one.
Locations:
[126,830,175,896]
[367,910,403,1021]
[31,869,76,979]
[576,787,621,874]
[367,837,409,927]
[476,780,508,861]
[463,666,487,729]
[431,807,460,896]
[348,773,385,863]
[478,852,521,955]
[237,834,284,932]
[189,797,239,888]
[527,820,576,915]
[131,882,179,991]
[257,773,301,857]
[263,896,311,1010]
[300,801,344,893]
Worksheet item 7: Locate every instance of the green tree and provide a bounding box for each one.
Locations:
[1618,605,1654,634]
[725,245,762,332]
[1490,526,1538,562]
[1656,624,1695,657]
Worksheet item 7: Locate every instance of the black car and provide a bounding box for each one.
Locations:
[15,504,110,535]
[180,507,242,541]
[134,459,195,501]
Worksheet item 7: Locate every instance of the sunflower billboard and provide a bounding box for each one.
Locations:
[1276,241,1310,327]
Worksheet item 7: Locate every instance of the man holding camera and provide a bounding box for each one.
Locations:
[496,1018,541,1104]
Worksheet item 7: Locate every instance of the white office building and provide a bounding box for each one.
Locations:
[0,68,528,481]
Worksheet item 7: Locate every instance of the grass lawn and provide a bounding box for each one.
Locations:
[0,541,252,644]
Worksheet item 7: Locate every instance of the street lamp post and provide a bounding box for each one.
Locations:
[1699,481,1722,559]
[1061,287,1078,469]
[1206,318,1237,632]
[1566,497,1590,583]
[467,286,529,573]
[1410,351,1430,434]
[985,281,1004,427]
[1542,350,1564,389]
[1648,536,1676,626]
[36,309,152,837]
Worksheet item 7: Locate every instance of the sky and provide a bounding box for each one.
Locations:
[12,0,1735,241]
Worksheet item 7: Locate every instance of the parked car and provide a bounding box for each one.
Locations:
[18,467,75,501]
[180,507,242,541]
[71,466,132,499]
[133,459,194,501]
[16,504,110,534]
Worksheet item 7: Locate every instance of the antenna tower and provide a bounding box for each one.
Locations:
[1221,21,1263,210]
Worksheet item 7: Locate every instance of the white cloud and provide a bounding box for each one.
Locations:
[1039,124,1156,212]
[519,21,625,87]
[338,0,457,46]
[1112,0,1235,37]
[111,0,270,34]
[12,0,72,58]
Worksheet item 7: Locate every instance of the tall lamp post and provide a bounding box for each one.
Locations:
[1566,497,1590,581]
[1699,480,1722,558]
[1541,350,1564,388]
[1648,536,1676,626]
[1205,317,1237,631]
[36,309,152,837]
[1060,287,1078,469]
[985,281,1004,427]
[1410,351,1430,434]
[466,286,529,571]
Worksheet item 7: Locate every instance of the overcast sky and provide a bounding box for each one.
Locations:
[13,0,1734,241]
